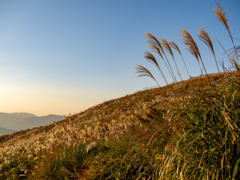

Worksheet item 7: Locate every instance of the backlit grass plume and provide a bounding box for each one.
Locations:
[145,33,163,53]
[197,28,220,73]
[144,51,168,85]
[169,41,191,78]
[149,44,164,59]
[213,2,229,32]
[213,1,239,63]
[135,64,160,87]
[149,44,176,83]
[145,33,177,83]
[179,28,209,79]
[161,39,182,81]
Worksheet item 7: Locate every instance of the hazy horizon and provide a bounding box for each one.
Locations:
[0,0,239,116]
[0,112,62,116]
[0,112,64,133]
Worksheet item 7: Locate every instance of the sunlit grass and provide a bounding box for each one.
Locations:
[0,1,239,179]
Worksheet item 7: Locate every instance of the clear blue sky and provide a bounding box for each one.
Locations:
[0,0,239,116]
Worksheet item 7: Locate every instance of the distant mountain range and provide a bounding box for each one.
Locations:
[0,112,63,134]
[0,126,15,135]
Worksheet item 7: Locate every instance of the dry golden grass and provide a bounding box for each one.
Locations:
[197,28,215,57]
[1,2,238,178]
[160,39,174,59]
[213,2,239,63]
[161,39,182,81]
[145,33,177,82]
[144,51,168,85]
[145,33,163,53]
[213,2,229,33]
[149,44,164,60]
[169,41,190,78]
[135,64,160,87]
[144,51,161,70]
[179,28,201,63]
[179,28,209,79]
[197,28,220,72]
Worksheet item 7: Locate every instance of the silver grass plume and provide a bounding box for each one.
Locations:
[144,51,168,85]
[169,41,191,78]
[213,1,239,63]
[145,33,177,83]
[161,39,182,81]
[135,64,160,87]
[197,28,220,73]
[180,28,209,79]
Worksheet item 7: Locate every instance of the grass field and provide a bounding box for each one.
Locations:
[0,1,239,179]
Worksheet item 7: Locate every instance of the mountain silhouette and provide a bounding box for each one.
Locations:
[0,126,15,135]
[15,114,63,130]
[0,112,63,132]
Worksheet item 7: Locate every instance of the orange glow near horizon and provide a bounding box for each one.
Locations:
[0,83,124,116]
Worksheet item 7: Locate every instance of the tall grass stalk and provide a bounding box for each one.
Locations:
[179,28,209,80]
[169,41,191,79]
[197,28,220,73]
[144,51,169,85]
[161,39,183,81]
[145,33,177,83]
[159,39,178,82]
[213,1,239,64]
[135,64,160,87]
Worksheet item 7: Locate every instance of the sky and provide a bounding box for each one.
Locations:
[0,0,239,116]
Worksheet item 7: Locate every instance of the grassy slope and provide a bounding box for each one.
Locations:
[0,71,224,145]
[1,70,239,179]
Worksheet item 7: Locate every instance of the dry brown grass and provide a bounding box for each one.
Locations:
[213,1,239,63]
[213,2,229,33]
[179,28,201,63]
[135,64,160,87]
[169,41,190,78]
[197,28,220,72]
[179,28,209,80]
[161,39,182,81]
[145,33,163,53]
[144,51,168,85]
[145,33,177,82]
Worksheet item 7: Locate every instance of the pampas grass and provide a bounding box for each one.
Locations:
[161,39,182,81]
[197,28,220,73]
[179,28,209,79]
[144,51,169,85]
[145,33,163,53]
[149,43,176,83]
[135,64,160,87]
[169,41,191,78]
[213,1,239,63]
[145,33,177,83]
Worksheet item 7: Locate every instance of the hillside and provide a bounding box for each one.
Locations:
[0,71,239,179]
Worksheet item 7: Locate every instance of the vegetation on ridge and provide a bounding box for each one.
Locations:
[0,1,239,179]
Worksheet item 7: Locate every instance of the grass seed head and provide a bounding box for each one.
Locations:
[213,2,229,32]
[179,28,201,62]
[197,28,215,57]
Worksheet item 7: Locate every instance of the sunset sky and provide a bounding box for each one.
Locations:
[0,0,239,116]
